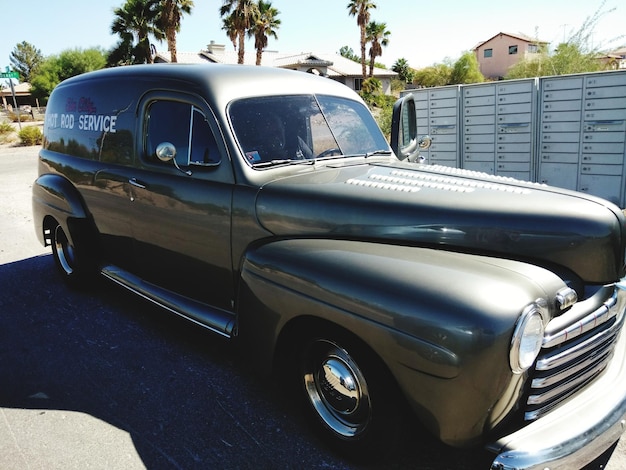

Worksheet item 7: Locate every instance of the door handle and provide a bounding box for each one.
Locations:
[128,178,146,189]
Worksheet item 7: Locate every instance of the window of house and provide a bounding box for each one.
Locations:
[509,45,518,55]
[528,44,539,53]
[354,78,363,91]
[484,48,493,58]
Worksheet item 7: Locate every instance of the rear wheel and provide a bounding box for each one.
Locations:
[50,221,94,288]
[296,329,402,458]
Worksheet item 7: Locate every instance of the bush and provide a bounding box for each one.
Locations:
[0,121,14,136]
[8,111,33,123]
[0,121,16,145]
[18,126,43,146]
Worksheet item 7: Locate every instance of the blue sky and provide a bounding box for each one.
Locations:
[2,0,624,74]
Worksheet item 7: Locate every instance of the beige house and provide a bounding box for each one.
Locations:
[600,47,626,70]
[154,41,397,95]
[473,32,547,79]
[0,81,33,109]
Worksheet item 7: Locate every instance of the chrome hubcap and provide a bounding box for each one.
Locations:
[303,340,371,438]
[54,225,75,275]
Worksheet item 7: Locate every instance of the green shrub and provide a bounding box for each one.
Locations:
[0,121,14,136]
[18,126,43,146]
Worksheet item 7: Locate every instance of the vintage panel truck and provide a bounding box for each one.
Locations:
[33,64,626,469]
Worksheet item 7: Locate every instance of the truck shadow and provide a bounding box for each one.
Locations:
[0,255,492,469]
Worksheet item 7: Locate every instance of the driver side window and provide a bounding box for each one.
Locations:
[146,100,220,167]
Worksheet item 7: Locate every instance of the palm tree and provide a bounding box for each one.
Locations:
[366,20,390,77]
[248,1,280,66]
[220,0,257,64]
[111,0,164,64]
[158,0,194,63]
[392,57,413,83]
[222,14,238,51]
[347,0,376,79]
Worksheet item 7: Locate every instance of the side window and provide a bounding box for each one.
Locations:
[190,107,220,165]
[146,100,220,167]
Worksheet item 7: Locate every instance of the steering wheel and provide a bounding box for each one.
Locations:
[315,148,341,159]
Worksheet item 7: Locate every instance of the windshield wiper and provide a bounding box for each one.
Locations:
[253,158,316,168]
[338,149,393,159]
[365,149,393,158]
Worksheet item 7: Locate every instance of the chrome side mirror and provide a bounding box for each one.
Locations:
[155,142,177,162]
[155,142,192,176]
[418,135,432,150]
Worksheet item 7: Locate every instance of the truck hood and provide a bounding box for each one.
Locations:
[255,161,626,284]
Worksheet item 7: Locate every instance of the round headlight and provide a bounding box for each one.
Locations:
[510,304,546,374]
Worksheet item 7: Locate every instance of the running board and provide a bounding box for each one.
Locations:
[101,264,236,339]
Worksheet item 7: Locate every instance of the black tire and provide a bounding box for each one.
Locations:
[50,221,94,288]
[296,328,402,459]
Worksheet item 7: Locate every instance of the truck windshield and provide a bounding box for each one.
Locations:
[229,94,389,166]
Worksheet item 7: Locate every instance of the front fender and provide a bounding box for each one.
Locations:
[32,173,89,246]
[237,238,566,446]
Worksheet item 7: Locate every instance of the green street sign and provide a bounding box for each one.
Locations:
[0,72,19,79]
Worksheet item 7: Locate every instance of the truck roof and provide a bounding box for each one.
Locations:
[57,63,363,110]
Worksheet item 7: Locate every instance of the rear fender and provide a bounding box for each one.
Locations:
[32,173,89,246]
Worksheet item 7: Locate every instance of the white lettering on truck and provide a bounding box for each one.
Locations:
[77,114,117,133]
[60,114,74,129]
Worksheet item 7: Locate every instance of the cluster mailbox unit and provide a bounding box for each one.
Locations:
[538,72,626,205]
[413,84,460,167]
[404,70,626,206]
[462,79,536,181]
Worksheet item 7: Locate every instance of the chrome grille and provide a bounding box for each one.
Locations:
[525,286,626,421]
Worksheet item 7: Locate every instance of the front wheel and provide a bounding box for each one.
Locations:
[297,330,402,458]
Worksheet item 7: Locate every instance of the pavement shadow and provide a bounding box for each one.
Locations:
[0,254,493,469]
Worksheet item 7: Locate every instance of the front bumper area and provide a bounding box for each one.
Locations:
[488,316,626,469]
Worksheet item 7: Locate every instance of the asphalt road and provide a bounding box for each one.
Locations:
[0,145,624,469]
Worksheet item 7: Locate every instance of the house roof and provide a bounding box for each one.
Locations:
[154,48,397,78]
[610,46,626,57]
[0,81,31,95]
[473,31,549,50]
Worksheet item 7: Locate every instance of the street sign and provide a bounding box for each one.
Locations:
[0,72,19,79]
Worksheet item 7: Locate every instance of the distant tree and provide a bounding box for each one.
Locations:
[31,48,107,103]
[366,21,390,77]
[347,0,376,79]
[551,42,605,74]
[449,51,484,84]
[339,45,360,62]
[392,57,413,83]
[361,76,382,95]
[9,42,44,83]
[220,0,257,64]
[110,0,164,65]
[157,0,194,63]
[412,61,453,87]
[390,77,407,94]
[248,0,280,66]
[222,14,238,50]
